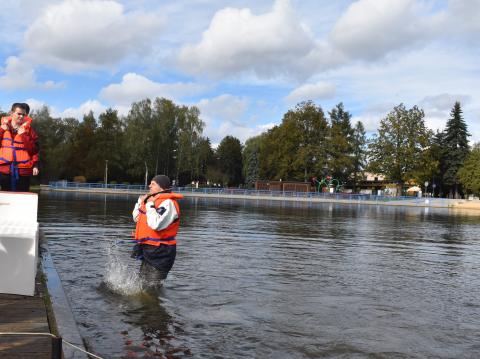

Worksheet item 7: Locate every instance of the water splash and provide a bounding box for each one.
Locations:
[104,241,143,295]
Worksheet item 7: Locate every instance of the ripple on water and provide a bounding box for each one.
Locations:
[39,193,480,359]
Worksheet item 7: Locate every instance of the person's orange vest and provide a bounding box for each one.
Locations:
[0,116,35,169]
[1,115,32,129]
[134,192,183,246]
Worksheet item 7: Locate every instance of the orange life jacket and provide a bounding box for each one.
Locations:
[0,116,35,169]
[134,192,183,246]
[1,115,32,129]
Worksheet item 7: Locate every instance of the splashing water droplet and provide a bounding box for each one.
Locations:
[104,242,143,295]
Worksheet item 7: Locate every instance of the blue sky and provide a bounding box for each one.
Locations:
[1,0,479,145]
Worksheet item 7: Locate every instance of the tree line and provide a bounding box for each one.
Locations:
[3,97,478,197]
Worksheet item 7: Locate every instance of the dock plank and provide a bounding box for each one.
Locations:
[0,277,53,358]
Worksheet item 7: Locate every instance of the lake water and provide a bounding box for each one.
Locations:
[38,192,480,358]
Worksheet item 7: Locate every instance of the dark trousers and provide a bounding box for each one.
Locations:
[140,261,168,290]
[1,175,31,192]
[135,244,176,290]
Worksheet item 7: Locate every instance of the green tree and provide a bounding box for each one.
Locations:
[194,137,215,182]
[368,104,431,193]
[351,121,367,192]
[97,108,125,182]
[293,101,329,182]
[66,111,100,180]
[152,98,181,177]
[259,123,297,181]
[123,99,154,181]
[176,105,205,185]
[243,135,263,186]
[32,106,79,182]
[409,130,442,196]
[457,144,480,196]
[216,136,244,186]
[441,102,470,198]
[328,103,354,183]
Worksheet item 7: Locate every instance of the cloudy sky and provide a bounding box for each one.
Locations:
[1,0,479,145]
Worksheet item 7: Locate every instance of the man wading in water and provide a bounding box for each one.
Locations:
[131,175,183,289]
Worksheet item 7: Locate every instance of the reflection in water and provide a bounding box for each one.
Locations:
[97,283,192,358]
[39,192,480,358]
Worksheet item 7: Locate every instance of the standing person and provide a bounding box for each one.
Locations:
[132,175,183,289]
[0,103,39,192]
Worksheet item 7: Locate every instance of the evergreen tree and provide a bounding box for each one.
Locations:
[441,102,470,198]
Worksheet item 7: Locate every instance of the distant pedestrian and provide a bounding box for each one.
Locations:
[0,103,39,192]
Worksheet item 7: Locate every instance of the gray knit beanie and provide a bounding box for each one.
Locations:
[151,175,171,189]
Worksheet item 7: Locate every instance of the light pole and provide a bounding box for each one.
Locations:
[144,161,148,189]
[104,160,108,187]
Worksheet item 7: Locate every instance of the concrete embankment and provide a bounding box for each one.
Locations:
[40,185,480,211]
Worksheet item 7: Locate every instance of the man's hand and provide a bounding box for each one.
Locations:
[33,167,39,176]
[0,117,9,131]
[17,122,29,135]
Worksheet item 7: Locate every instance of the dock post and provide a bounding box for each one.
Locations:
[52,335,63,359]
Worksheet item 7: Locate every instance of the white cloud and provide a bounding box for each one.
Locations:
[61,99,106,119]
[196,94,259,143]
[419,93,471,112]
[433,0,480,45]
[178,0,315,79]
[0,56,63,90]
[100,73,206,106]
[419,93,473,134]
[24,0,164,71]
[197,94,248,123]
[285,82,335,104]
[351,102,394,133]
[329,0,427,61]
[24,98,53,113]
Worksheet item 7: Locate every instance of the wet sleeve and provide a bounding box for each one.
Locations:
[145,199,178,231]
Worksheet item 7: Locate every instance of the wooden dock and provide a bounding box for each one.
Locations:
[0,275,53,359]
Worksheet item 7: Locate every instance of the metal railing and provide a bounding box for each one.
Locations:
[47,181,431,203]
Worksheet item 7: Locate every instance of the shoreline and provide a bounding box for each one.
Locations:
[40,185,480,211]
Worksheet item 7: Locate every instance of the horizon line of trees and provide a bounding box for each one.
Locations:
[2,98,478,198]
